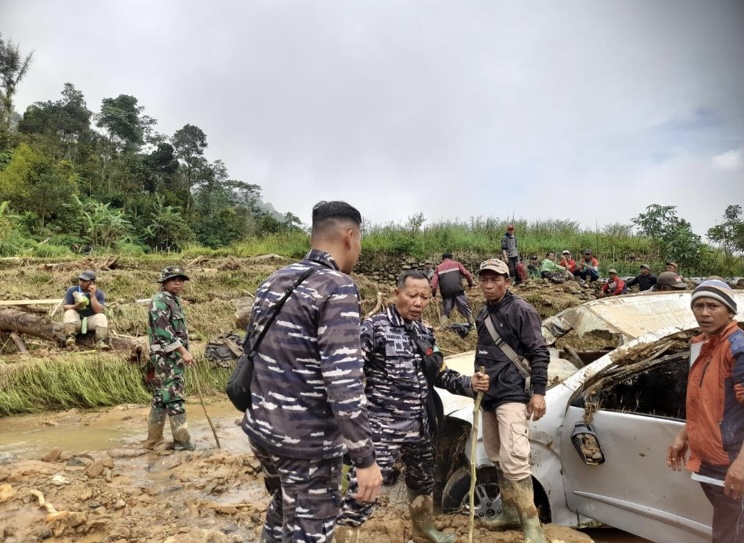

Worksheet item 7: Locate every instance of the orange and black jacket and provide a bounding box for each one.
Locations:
[686,320,744,475]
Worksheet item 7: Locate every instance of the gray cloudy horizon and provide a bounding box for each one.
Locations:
[3,0,742,236]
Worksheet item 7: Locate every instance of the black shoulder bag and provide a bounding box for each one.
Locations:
[225,267,316,412]
[404,327,445,437]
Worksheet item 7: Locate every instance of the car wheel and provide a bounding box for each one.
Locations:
[441,466,502,520]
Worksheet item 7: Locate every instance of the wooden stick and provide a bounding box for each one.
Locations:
[9,332,29,354]
[49,299,64,318]
[0,299,64,306]
[468,366,486,543]
[192,364,221,449]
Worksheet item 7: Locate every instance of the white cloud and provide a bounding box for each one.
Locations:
[711,149,743,171]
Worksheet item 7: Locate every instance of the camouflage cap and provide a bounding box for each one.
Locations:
[157,266,190,283]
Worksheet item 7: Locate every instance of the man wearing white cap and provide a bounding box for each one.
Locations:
[667,280,743,542]
[474,258,549,543]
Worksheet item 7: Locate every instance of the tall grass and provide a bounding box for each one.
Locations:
[0,354,232,416]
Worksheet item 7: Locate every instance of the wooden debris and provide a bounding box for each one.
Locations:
[9,332,28,355]
[0,299,63,306]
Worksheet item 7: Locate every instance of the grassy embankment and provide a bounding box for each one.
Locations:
[0,217,731,415]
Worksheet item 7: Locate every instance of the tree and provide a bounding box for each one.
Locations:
[144,194,193,251]
[631,204,703,272]
[19,83,93,161]
[707,205,744,273]
[0,143,78,232]
[0,33,34,131]
[172,124,207,212]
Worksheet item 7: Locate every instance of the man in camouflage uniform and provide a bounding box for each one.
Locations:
[145,266,195,451]
[241,201,383,543]
[335,270,490,543]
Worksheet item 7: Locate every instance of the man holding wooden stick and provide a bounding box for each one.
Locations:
[474,258,550,543]
[145,266,195,451]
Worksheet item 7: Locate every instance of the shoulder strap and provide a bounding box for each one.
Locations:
[246,266,316,357]
[483,314,531,383]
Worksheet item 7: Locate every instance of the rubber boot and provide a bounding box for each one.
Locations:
[64,323,77,348]
[169,413,195,451]
[145,407,166,449]
[334,525,360,543]
[510,477,545,543]
[478,470,521,530]
[95,326,111,351]
[407,489,457,543]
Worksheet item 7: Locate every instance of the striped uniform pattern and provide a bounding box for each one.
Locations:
[338,305,475,527]
[242,249,376,467]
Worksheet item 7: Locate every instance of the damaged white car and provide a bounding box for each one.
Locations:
[434,290,744,543]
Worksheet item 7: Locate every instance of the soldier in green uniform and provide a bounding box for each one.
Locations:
[145,266,195,451]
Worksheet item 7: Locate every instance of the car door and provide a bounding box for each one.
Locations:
[560,353,712,543]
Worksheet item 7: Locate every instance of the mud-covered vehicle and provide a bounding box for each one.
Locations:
[433,291,744,543]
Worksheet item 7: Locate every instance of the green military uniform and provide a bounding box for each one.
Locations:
[145,266,194,451]
[147,289,189,414]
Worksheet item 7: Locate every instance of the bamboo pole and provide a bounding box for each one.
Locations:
[192,363,221,449]
[468,366,486,543]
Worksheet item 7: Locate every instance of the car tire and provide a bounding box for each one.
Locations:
[441,466,550,523]
[441,466,500,517]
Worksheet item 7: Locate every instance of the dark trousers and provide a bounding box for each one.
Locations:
[249,438,343,543]
[701,482,744,543]
[574,268,599,282]
[442,293,472,321]
[338,420,435,527]
[507,256,521,284]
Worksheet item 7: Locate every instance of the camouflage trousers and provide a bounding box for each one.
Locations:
[145,353,186,416]
[337,418,435,527]
[249,438,343,543]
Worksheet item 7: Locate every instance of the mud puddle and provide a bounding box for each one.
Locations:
[0,401,645,543]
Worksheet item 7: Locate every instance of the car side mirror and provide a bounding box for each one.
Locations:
[570,422,605,466]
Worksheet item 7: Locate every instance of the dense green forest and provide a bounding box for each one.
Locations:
[0,33,742,276]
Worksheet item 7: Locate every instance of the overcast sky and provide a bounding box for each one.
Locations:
[3,0,742,235]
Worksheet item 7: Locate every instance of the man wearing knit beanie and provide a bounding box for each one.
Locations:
[667,279,743,542]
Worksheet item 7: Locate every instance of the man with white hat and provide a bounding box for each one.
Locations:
[474,258,549,542]
[667,280,743,542]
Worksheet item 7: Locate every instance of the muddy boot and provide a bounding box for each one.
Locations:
[334,525,360,543]
[64,323,77,348]
[95,326,111,351]
[407,489,457,543]
[145,407,166,448]
[511,477,545,543]
[169,413,195,451]
[478,470,520,531]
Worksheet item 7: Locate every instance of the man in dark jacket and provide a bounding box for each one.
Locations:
[501,224,522,285]
[626,264,657,292]
[242,201,382,543]
[430,252,474,326]
[475,258,549,543]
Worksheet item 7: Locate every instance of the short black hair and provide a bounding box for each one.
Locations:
[396,269,429,288]
[442,252,453,259]
[311,201,362,234]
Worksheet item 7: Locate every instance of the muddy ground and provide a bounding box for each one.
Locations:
[0,402,644,543]
[0,257,626,542]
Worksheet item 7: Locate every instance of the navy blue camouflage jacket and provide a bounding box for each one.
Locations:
[242,249,376,468]
[363,304,475,434]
